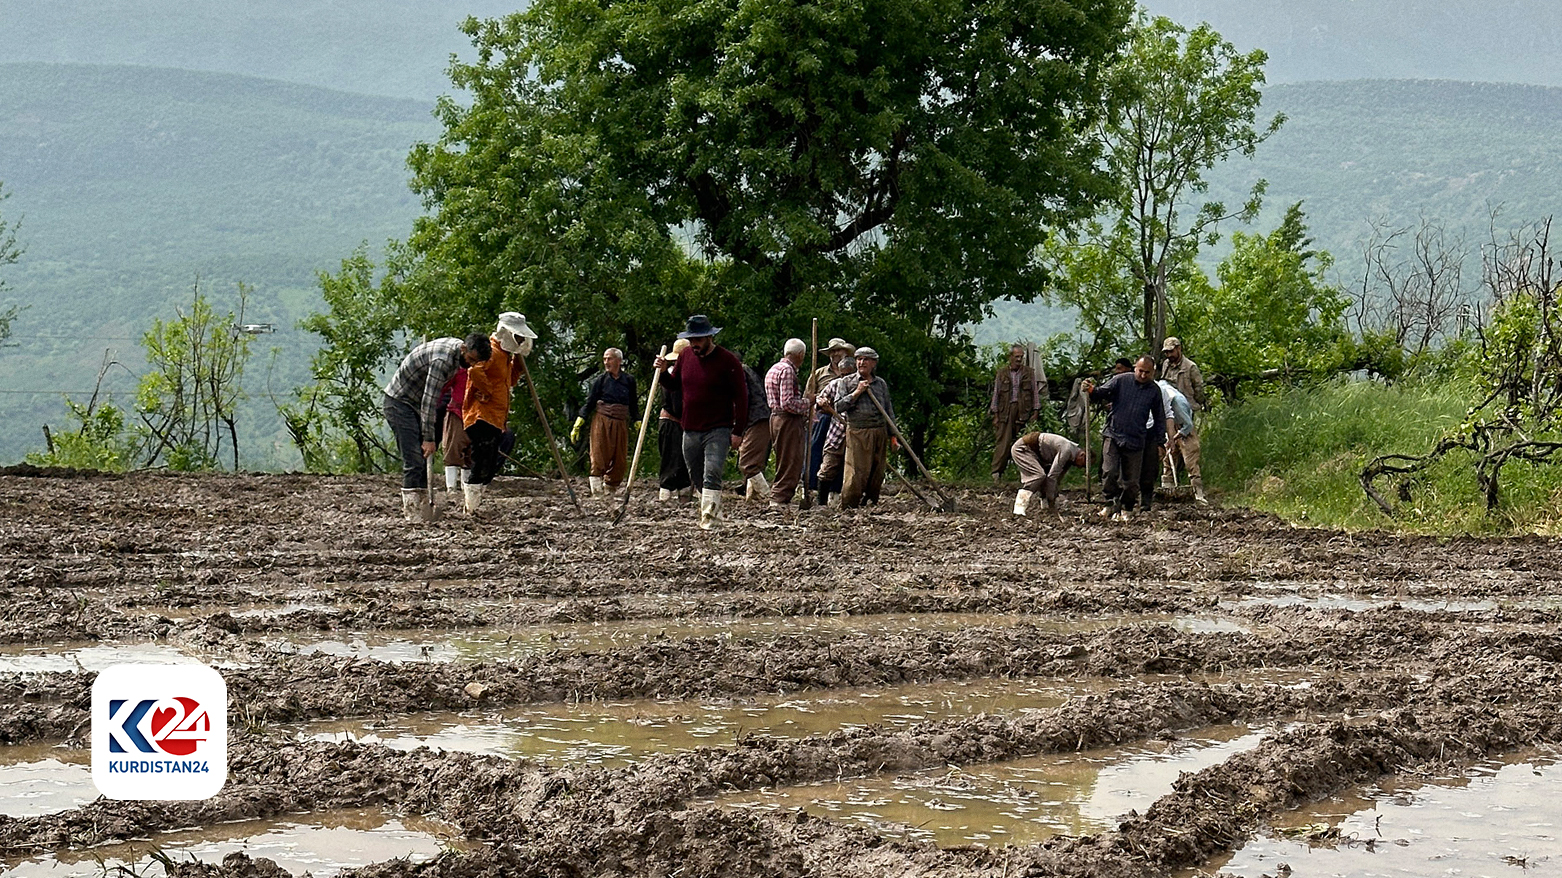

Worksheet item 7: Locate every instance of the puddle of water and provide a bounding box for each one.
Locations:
[1225,594,1506,614]
[713,725,1270,847]
[232,602,339,619]
[271,611,1252,665]
[0,807,464,878]
[0,745,93,819]
[303,677,1113,766]
[0,641,237,674]
[1212,749,1562,877]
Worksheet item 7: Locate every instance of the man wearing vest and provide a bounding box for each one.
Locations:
[990,344,1046,483]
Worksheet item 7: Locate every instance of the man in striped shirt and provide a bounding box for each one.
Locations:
[383,333,492,521]
[764,338,812,507]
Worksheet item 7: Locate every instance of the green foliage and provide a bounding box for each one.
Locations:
[1356,220,1562,517]
[284,246,408,472]
[135,284,255,470]
[1202,378,1488,531]
[1096,13,1282,346]
[1171,203,1354,389]
[25,400,133,472]
[407,0,1135,453]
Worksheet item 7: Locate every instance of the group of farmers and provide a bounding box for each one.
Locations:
[380,310,1208,527]
[381,313,897,530]
[991,338,1208,522]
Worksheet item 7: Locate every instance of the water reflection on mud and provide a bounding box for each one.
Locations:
[304,676,1105,765]
[0,745,91,818]
[1213,749,1562,877]
[715,725,1270,847]
[272,611,1253,665]
[0,807,464,878]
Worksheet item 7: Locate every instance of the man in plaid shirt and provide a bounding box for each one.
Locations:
[764,338,812,507]
[383,333,492,521]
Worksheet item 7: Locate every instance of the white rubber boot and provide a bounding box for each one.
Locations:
[445,466,461,491]
[1013,489,1034,517]
[589,476,605,498]
[658,488,672,501]
[699,488,722,530]
[463,482,484,514]
[401,489,423,522]
[746,473,770,502]
[1194,485,1209,505]
[460,468,471,486]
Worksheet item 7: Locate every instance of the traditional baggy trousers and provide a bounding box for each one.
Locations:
[589,412,630,486]
[737,420,772,479]
[840,425,888,509]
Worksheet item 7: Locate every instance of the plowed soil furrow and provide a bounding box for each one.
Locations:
[2,470,1560,878]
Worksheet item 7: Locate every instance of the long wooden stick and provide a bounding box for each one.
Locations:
[1082,380,1092,501]
[425,454,440,520]
[799,319,819,510]
[517,354,585,516]
[611,345,668,526]
[863,390,956,512]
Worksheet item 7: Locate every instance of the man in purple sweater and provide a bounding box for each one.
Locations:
[657,315,748,529]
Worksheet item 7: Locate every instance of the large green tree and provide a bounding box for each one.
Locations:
[1096,14,1281,350]
[1172,203,1352,392]
[408,0,1134,439]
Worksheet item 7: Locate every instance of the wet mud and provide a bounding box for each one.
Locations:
[1,471,1561,877]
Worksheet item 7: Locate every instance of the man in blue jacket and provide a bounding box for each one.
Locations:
[1085,355,1166,522]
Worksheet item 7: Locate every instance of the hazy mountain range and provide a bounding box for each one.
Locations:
[3,0,1554,101]
[3,2,1560,465]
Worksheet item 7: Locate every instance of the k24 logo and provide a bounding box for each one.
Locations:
[92,664,227,800]
[106,696,212,756]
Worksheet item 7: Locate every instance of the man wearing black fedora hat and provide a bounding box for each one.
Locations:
[657,315,748,529]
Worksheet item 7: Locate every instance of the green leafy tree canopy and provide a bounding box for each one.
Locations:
[1096,13,1282,349]
[407,0,1135,446]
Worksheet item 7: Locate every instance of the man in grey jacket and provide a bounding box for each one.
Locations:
[830,346,894,509]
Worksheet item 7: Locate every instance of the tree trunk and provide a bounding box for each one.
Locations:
[1141,265,1168,355]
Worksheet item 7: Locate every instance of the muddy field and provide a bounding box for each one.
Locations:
[2,469,1562,877]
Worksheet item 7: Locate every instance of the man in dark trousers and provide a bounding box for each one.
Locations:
[656,338,692,501]
[1084,355,1166,522]
[656,315,748,530]
[572,347,637,497]
[806,338,856,495]
[383,333,492,522]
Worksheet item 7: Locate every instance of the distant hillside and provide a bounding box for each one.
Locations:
[982,78,1562,349]
[0,0,522,100]
[0,63,439,467]
[1145,0,1562,86]
[1207,79,1562,274]
[6,66,1562,465]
